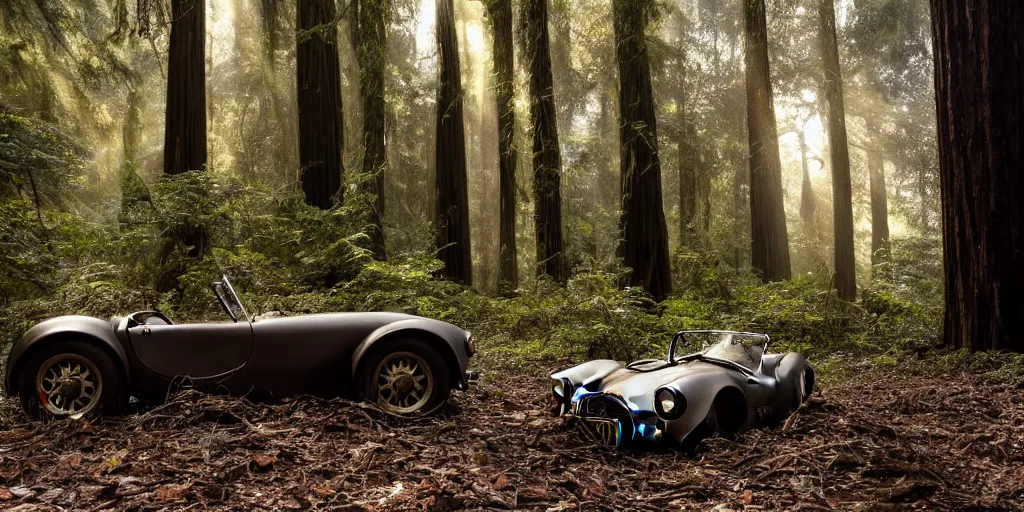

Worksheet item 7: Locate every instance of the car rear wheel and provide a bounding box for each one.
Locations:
[17,341,123,420]
[356,339,451,415]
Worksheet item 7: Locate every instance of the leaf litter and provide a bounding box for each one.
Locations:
[1,359,1022,511]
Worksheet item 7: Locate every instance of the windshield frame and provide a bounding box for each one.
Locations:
[668,330,771,370]
[212,275,250,323]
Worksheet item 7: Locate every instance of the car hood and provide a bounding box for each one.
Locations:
[250,312,418,345]
[591,361,735,412]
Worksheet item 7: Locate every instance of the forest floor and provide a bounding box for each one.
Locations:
[1,351,1022,511]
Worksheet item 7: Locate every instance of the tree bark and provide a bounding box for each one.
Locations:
[357,0,389,260]
[524,0,565,283]
[931,0,1024,352]
[819,0,856,301]
[297,0,345,210]
[613,0,672,301]
[159,0,209,292]
[743,0,791,282]
[164,0,207,176]
[487,0,519,294]
[434,0,472,285]
[868,149,889,264]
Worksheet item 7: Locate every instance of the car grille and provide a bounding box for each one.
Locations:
[578,395,634,447]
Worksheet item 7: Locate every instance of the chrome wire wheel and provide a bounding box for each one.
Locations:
[373,351,434,414]
[35,354,103,417]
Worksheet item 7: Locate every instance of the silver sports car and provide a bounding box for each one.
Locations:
[550,330,814,450]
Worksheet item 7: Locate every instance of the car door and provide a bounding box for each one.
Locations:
[128,321,254,379]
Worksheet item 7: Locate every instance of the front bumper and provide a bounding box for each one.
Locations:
[559,393,663,448]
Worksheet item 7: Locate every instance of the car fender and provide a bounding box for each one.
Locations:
[350,318,471,387]
[772,353,812,414]
[662,370,749,445]
[4,316,130,396]
[551,360,624,388]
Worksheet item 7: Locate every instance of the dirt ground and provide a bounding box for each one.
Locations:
[1,353,1022,511]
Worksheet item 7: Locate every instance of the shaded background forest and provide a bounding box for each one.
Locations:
[0,0,974,366]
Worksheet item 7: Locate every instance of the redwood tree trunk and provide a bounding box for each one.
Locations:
[297,0,344,209]
[931,0,1024,352]
[434,0,472,285]
[487,0,519,294]
[868,149,890,264]
[525,0,565,283]
[357,0,389,260]
[613,0,672,301]
[159,0,209,292]
[164,0,207,176]
[820,0,856,300]
[743,0,791,282]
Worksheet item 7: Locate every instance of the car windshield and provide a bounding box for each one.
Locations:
[213,276,249,322]
[671,331,768,371]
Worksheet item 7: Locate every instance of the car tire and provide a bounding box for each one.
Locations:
[356,338,451,416]
[17,341,124,420]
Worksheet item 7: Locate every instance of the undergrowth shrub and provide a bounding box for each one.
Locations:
[0,170,948,378]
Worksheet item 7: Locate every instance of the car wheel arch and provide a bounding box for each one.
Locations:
[769,352,812,424]
[352,329,461,390]
[711,386,748,434]
[8,332,129,397]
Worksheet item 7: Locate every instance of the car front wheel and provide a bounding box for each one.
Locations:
[356,339,451,415]
[17,341,123,420]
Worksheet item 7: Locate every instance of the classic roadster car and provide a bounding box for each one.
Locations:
[5,276,476,419]
[550,331,813,450]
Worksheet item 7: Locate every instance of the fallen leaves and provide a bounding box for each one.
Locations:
[0,368,1021,510]
[249,453,276,471]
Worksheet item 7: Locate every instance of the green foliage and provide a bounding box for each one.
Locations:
[0,198,54,299]
[872,234,944,305]
[0,109,84,203]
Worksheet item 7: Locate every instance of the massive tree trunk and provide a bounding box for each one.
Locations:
[159,0,209,292]
[356,0,389,260]
[164,0,207,177]
[613,0,672,301]
[434,0,472,285]
[524,0,565,283]
[486,0,519,294]
[868,149,890,264]
[931,0,1024,352]
[297,0,344,209]
[819,0,856,300]
[743,0,791,282]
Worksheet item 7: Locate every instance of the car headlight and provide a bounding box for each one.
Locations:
[654,387,686,420]
[658,389,676,412]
